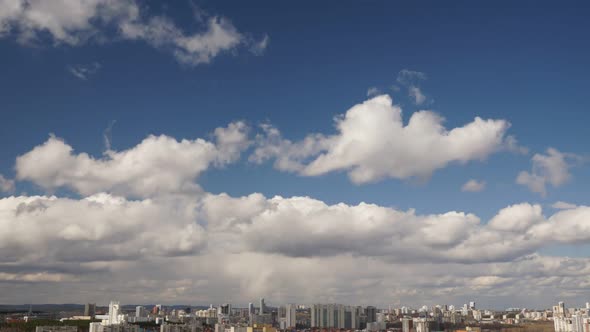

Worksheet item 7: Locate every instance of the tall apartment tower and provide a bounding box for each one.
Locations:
[108,301,122,325]
[311,304,328,327]
[402,317,413,332]
[136,306,146,318]
[84,303,96,318]
[559,302,566,316]
[311,304,360,329]
[350,307,363,330]
[365,306,377,323]
[311,304,318,328]
[286,304,297,328]
[259,298,266,314]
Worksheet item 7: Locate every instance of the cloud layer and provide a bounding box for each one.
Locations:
[2,186,590,306]
[2,119,588,307]
[253,95,517,184]
[204,195,590,264]
[0,193,206,264]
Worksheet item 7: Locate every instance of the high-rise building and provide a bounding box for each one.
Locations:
[552,302,571,332]
[472,310,482,321]
[310,304,318,328]
[365,306,377,323]
[559,302,565,315]
[217,304,232,323]
[85,303,96,318]
[413,317,438,332]
[311,304,336,328]
[107,301,123,325]
[259,298,266,314]
[572,314,584,332]
[219,304,231,316]
[286,304,296,328]
[248,303,254,316]
[351,306,362,329]
[402,317,413,332]
[136,306,146,318]
[248,303,255,324]
[153,305,163,315]
[461,304,469,316]
[310,304,361,329]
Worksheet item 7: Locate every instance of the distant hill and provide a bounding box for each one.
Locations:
[0,304,84,313]
[0,304,213,314]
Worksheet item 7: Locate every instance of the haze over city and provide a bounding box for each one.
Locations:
[1,0,590,315]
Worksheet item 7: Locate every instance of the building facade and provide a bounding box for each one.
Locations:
[310,304,363,329]
[285,304,296,328]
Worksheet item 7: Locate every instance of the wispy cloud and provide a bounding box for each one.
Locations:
[0,174,15,193]
[249,34,270,56]
[461,179,486,192]
[103,120,117,151]
[67,62,101,80]
[516,148,583,196]
[366,86,381,97]
[396,69,427,85]
[552,201,577,210]
[408,85,426,105]
[397,69,430,105]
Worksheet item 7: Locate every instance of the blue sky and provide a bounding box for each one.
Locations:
[2,1,589,214]
[1,0,590,308]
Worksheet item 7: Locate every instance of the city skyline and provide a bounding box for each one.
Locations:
[3,299,586,312]
[4,299,586,331]
[1,1,590,308]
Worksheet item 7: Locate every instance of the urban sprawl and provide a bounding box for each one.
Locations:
[3,299,590,332]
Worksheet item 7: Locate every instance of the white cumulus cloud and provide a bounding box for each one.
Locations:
[15,122,250,197]
[252,95,517,184]
[2,120,589,307]
[200,193,590,265]
[1,186,590,305]
[0,193,206,264]
[0,0,266,65]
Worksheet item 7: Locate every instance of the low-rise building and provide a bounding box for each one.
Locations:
[35,327,78,332]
